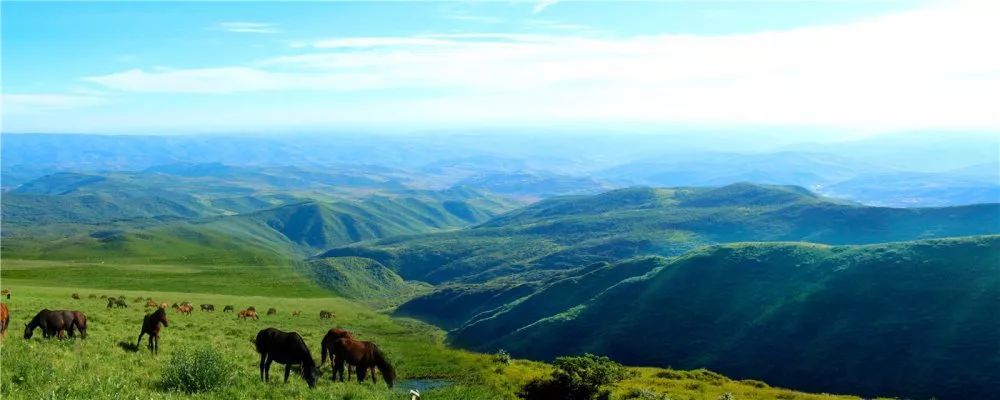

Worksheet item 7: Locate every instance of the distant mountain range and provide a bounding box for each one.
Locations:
[4,132,998,206]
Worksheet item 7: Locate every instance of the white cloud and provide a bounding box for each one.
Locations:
[1,93,107,115]
[532,0,559,14]
[215,22,280,34]
[82,2,1000,130]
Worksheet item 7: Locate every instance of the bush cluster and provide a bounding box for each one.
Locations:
[161,346,235,393]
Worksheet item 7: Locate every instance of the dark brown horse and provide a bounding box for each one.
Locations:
[0,303,9,338]
[320,328,356,380]
[331,338,395,388]
[137,307,168,353]
[24,309,87,339]
[254,328,318,388]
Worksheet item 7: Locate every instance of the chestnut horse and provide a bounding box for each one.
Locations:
[239,309,259,320]
[255,328,318,388]
[137,307,168,353]
[331,338,395,388]
[24,309,87,339]
[0,303,9,338]
[320,328,356,380]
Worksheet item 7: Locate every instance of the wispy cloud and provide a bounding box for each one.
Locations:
[82,2,1000,130]
[1,93,107,115]
[215,22,281,34]
[532,0,559,14]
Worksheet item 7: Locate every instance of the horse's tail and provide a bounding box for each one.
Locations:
[320,336,330,366]
[371,344,396,388]
[253,331,266,354]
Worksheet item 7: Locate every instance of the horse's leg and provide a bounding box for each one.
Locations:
[259,354,267,381]
[356,364,366,383]
[284,364,291,383]
[265,358,273,381]
[370,366,377,384]
[137,331,145,348]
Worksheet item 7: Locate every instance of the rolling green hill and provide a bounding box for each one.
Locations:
[2,189,521,265]
[306,256,424,300]
[455,236,1000,400]
[321,183,1000,284]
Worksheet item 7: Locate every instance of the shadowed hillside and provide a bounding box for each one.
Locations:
[462,236,1000,400]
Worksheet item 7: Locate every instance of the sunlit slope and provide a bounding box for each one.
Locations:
[322,183,1000,283]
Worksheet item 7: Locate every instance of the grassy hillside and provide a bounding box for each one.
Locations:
[473,236,1000,400]
[2,188,520,265]
[307,257,425,300]
[0,271,862,400]
[322,184,999,284]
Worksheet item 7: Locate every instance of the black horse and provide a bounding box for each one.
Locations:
[255,327,318,388]
[24,309,87,339]
[137,307,169,353]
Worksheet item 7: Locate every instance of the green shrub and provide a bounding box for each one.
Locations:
[161,346,235,393]
[494,349,512,366]
[518,353,635,400]
[623,388,672,400]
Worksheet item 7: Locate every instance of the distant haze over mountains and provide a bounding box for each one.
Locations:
[3,131,997,206]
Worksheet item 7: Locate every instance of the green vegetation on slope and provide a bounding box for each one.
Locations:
[2,188,521,265]
[307,257,425,300]
[0,281,860,399]
[476,236,1000,400]
[323,183,999,283]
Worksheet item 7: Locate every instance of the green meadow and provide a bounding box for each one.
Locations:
[1,261,862,400]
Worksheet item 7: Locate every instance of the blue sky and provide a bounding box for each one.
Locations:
[2,0,998,134]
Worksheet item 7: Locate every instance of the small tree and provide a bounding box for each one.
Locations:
[518,354,635,400]
[494,349,512,365]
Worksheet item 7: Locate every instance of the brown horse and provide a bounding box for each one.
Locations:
[137,307,168,353]
[176,304,193,315]
[239,309,259,320]
[0,303,9,338]
[145,300,158,308]
[24,309,87,339]
[255,328,318,388]
[292,310,301,317]
[320,328,356,381]
[331,338,395,388]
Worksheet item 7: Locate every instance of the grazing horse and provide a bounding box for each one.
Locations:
[0,303,9,338]
[71,293,80,299]
[137,307,168,353]
[24,309,87,339]
[320,328,356,380]
[319,310,334,319]
[292,310,301,317]
[267,308,277,316]
[176,304,193,315]
[200,304,215,312]
[108,298,128,308]
[223,305,234,312]
[331,338,395,388]
[254,328,318,388]
[145,300,158,308]
[239,309,259,320]
[160,302,169,309]
[88,294,97,299]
